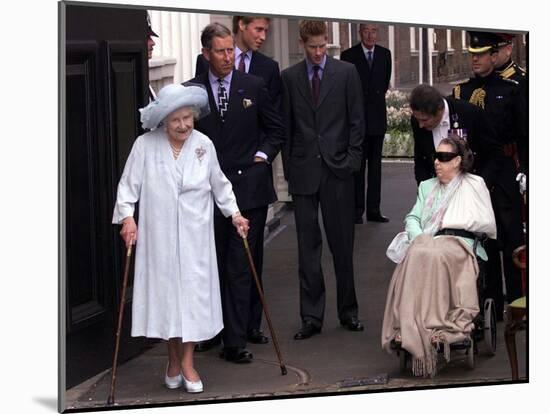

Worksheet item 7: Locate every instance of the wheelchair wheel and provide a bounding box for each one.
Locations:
[399,350,410,372]
[483,298,497,356]
[466,337,475,369]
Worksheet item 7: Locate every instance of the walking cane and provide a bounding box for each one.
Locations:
[242,235,287,375]
[107,237,134,405]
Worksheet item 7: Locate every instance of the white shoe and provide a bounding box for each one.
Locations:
[164,365,183,389]
[183,374,204,393]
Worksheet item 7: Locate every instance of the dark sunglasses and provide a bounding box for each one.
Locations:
[433,151,458,162]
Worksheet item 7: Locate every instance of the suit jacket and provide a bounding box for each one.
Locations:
[186,70,286,211]
[281,56,365,195]
[412,98,503,189]
[340,43,391,135]
[196,52,282,111]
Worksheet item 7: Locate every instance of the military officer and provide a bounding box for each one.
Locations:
[453,31,527,319]
[495,32,528,183]
[494,33,527,88]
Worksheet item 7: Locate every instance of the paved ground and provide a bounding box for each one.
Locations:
[65,161,526,411]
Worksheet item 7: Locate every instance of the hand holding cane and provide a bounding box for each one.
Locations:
[241,234,287,375]
[107,236,134,405]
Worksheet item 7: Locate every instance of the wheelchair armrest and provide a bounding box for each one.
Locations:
[472,233,487,258]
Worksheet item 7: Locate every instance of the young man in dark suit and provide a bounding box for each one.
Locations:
[195,16,282,348]
[282,20,365,340]
[187,23,285,363]
[229,15,282,345]
[341,23,392,223]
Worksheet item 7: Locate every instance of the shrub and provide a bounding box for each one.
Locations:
[385,89,412,135]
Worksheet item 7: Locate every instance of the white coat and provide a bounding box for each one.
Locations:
[112,128,238,342]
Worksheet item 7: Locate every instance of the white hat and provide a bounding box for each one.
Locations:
[139,84,210,130]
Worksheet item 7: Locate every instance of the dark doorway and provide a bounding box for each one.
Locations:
[64,3,155,388]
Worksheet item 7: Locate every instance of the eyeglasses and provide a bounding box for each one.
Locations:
[433,151,458,162]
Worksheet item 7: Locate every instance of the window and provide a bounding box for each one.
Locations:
[446,29,454,51]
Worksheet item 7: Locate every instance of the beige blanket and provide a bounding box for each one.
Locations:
[381,234,480,377]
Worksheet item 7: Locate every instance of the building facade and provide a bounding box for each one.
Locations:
[148,11,527,205]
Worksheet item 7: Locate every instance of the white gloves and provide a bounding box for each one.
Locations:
[516,173,526,194]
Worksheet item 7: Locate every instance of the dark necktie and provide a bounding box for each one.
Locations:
[217,78,228,121]
[367,50,373,68]
[238,53,246,72]
[311,65,321,105]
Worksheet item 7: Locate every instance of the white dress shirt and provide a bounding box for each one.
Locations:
[432,99,450,149]
[235,46,253,73]
[360,43,375,60]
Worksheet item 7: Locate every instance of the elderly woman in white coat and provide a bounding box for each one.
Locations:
[112,84,249,393]
[381,136,497,377]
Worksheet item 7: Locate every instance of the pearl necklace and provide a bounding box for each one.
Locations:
[170,142,183,159]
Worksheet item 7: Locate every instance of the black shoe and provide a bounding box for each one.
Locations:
[247,329,269,344]
[366,213,389,223]
[340,317,364,331]
[294,321,321,340]
[194,335,221,352]
[219,347,253,363]
[355,217,364,224]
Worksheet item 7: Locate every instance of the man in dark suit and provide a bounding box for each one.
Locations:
[282,20,365,340]
[187,22,285,363]
[195,16,281,110]
[195,16,282,348]
[341,23,391,223]
[409,84,503,189]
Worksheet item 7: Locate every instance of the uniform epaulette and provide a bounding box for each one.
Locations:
[516,64,526,74]
[453,85,461,99]
[500,66,516,80]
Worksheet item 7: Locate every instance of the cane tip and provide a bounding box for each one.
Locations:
[281,366,288,375]
[107,396,115,405]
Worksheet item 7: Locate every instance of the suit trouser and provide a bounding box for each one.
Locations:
[485,181,524,318]
[354,134,385,218]
[292,163,359,328]
[214,206,268,349]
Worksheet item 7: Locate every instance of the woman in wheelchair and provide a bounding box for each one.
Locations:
[381,135,497,377]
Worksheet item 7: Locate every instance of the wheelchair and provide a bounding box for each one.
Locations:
[392,232,497,373]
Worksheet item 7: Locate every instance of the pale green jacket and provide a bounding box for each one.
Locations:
[404,175,497,261]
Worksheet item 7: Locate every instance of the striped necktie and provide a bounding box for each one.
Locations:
[217,78,228,121]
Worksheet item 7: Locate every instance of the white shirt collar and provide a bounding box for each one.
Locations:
[439,99,450,128]
[361,43,376,54]
[235,46,252,70]
[432,99,451,149]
